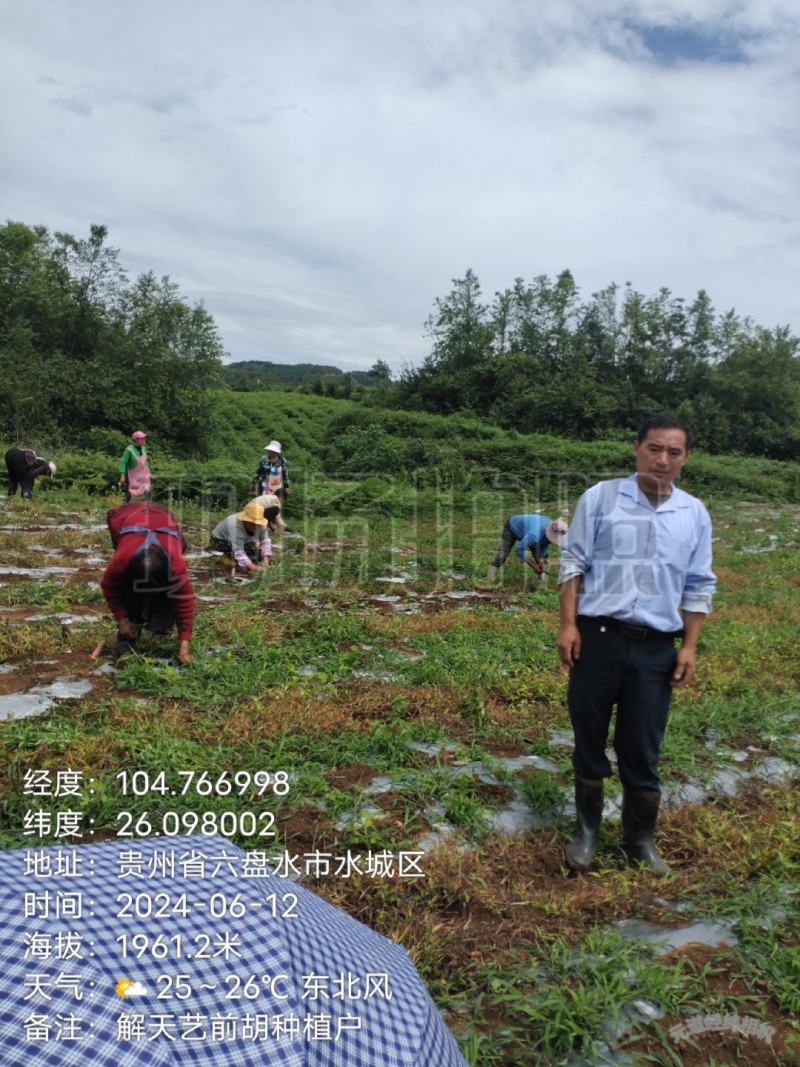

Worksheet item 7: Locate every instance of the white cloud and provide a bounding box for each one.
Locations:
[1,0,798,370]
[121,980,147,997]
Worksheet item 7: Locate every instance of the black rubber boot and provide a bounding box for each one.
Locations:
[622,789,671,876]
[565,777,604,872]
[112,636,137,661]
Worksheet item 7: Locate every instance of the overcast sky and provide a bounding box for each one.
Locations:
[2,0,798,371]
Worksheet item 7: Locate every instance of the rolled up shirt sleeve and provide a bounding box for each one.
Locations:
[681,505,716,614]
[558,485,597,585]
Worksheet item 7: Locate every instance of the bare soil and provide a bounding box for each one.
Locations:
[325,763,380,790]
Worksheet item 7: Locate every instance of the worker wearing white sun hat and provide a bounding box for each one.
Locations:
[252,439,289,503]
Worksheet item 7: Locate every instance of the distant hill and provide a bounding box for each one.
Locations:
[222,360,384,389]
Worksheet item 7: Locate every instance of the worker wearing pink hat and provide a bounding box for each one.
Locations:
[119,431,151,501]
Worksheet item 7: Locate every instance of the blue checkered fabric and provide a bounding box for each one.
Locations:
[0,836,466,1066]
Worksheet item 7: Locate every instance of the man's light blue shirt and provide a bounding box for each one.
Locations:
[508,513,551,561]
[558,475,716,633]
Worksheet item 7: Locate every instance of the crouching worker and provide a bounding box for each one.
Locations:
[251,492,286,536]
[100,501,195,664]
[5,447,56,499]
[487,514,568,582]
[209,501,271,575]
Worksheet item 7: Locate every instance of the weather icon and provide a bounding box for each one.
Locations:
[115,979,147,998]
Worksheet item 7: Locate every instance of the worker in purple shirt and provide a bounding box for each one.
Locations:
[556,414,716,876]
[486,514,568,583]
[209,502,272,575]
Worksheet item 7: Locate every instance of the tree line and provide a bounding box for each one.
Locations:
[3,220,798,461]
[0,222,223,453]
[392,270,800,459]
[224,358,392,394]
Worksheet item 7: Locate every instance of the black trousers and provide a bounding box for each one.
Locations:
[7,473,34,499]
[567,616,677,792]
[121,589,175,635]
[491,519,519,568]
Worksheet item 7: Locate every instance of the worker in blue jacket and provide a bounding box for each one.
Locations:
[486,514,568,582]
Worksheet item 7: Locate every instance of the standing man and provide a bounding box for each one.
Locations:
[119,430,151,501]
[556,415,716,876]
[5,447,56,499]
[486,514,568,582]
[252,440,289,504]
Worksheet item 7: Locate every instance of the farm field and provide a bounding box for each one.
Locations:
[1,481,799,1066]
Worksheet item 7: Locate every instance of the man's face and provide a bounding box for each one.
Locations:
[633,428,689,490]
[267,451,278,462]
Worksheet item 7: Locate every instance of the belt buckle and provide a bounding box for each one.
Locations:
[619,621,648,640]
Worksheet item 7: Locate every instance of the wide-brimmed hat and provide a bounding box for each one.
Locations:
[131,431,147,441]
[545,519,569,546]
[264,440,282,454]
[237,502,267,526]
[251,493,287,530]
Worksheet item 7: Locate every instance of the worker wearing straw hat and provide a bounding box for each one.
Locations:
[209,502,270,575]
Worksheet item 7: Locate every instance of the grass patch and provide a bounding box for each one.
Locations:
[1,487,799,1061]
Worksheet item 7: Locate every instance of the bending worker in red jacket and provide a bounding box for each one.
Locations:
[100,502,195,664]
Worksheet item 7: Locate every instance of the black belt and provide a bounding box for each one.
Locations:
[578,615,683,641]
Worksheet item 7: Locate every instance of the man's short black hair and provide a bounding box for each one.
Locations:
[636,414,693,451]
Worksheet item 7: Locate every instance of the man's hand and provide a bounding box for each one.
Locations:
[557,624,581,668]
[248,562,262,573]
[526,558,544,574]
[178,640,192,665]
[117,618,136,639]
[672,645,696,687]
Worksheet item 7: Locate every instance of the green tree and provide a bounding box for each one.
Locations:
[712,326,800,458]
[424,269,492,373]
[0,220,224,452]
[398,270,496,414]
[368,359,392,382]
[114,272,223,451]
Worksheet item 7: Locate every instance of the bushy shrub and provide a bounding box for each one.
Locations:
[36,389,800,507]
[78,427,131,455]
